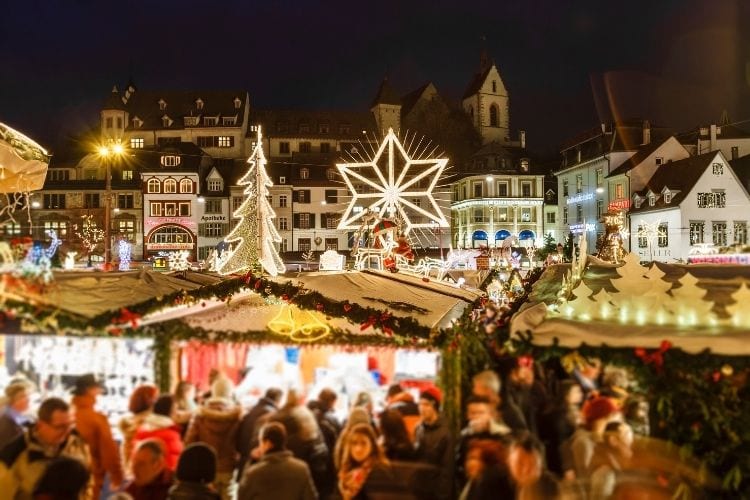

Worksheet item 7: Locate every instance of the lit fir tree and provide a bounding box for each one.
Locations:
[219,126,285,276]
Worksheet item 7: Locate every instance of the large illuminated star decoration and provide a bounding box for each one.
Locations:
[337,128,449,235]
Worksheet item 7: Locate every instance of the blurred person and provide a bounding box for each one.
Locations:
[134,395,183,471]
[507,433,560,499]
[334,407,372,469]
[538,380,583,475]
[184,374,241,500]
[623,395,650,437]
[270,389,332,498]
[589,422,634,499]
[237,422,317,500]
[167,442,220,500]
[0,397,91,499]
[472,369,527,434]
[459,439,513,500]
[125,439,173,500]
[200,369,222,403]
[455,395,511,487]
[236,387,282,474]
[31,455,90,500]
[572,357,602,400]
[504,356,546,437]
[120,385,159,473]
[566,395,620,480]
[0,382,32,449]
[599,366,631,406]
[172,382,196,429]
[378,409,416,461]
[71,373,124,498]
[383,384,420,442]
[351,392,377,429]
[338,423,393,499]
[414,387,453,500]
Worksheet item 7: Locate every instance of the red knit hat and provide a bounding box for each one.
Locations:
[582,396,619,426]
[419,386,443,409]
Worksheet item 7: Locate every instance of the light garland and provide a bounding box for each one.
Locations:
[219,126,285,276]
[268,303,331,342]
[118,240,131,271]
[167,250,190,272]
[64,251,77,270]
[337,128,449,235]
[75,215,104,263]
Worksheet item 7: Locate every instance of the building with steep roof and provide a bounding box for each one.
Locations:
[679,123,750,159]
[629,151,750,262]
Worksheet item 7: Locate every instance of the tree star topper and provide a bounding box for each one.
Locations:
[337,128,449,234]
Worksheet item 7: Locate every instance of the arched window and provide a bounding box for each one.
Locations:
[179,179,193,193]
[495,230,511,241]
[147,179,161,193]
[489,104,499,127]
[519,230,535,241]
[164,178,177,193]
[472,230,488,248]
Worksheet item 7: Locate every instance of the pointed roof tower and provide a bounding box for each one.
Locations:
[370,76,401,108]
[104,85,125,110]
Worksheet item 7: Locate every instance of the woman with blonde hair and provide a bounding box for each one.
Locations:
[338,423,392,499]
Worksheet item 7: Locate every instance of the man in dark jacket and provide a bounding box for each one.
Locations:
[414,387,454,500]
[0,382,31,450]
[236,387,282,474]
[238,422,317,500]
[126,439,174,500]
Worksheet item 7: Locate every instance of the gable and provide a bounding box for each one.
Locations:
[683,152,750,208]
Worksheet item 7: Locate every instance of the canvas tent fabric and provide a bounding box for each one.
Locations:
[511,262,750,356]
[0,121,50,192]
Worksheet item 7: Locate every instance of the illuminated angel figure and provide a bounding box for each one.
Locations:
[337,128,449,235]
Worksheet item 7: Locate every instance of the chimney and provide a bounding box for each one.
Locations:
[642,120,651,145]
[710,124,718,152]
[519,130,526,149]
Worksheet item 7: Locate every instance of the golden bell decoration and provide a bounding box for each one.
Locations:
[268,304,331,343]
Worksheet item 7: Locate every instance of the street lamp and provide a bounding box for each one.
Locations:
[96,140,124,266]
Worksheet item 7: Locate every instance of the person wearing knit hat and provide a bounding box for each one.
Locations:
[415,385,454,500]
[167,442,220,499]
[565,395,620,480]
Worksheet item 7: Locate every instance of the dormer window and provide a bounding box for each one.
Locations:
[132,117,143,128]
[300,168,309,180]
[222,116,237,126]
[161,155,181,167]
[234,97,241,109]
[184,116,199,126]
[663,192,671,204]
[204,116,218,126]
[195,98,204,110]
[208,179,223,191]
[159,99,167,110]
[633,195,642,209]
[649,194,656,207]
[520,159,529,172]
[161,115,172,128]
[655,157,663,166]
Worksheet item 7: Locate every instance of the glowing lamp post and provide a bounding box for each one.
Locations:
[96,141,124,266]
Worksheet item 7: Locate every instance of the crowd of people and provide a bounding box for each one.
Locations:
[0,341,662,500]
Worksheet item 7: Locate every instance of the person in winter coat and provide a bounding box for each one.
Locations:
[236,387,282,474]
[126,439,174,500]
[337,423,394,500]
[0,397,92,499]
[0,382,32,451]
[31,456,91,500]
[378,409,416,462]
[270,389,333,499]
[589,421,634,499]
[384,384,420,442]
[538,380,583,475]
[120,384,159,473]
[414,387,454,500]
[566,395,620,480]
[71,373,123,498]
[334,407,371,470]
[134,395,184,471]
[172,381,196,432]
[167,442,221,500]
[458,439,514,500]
[238,421,317,500]
[184,374,241,500]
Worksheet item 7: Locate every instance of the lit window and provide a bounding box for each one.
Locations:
[713,222,727,246]
[689,222,704,245]
[164,203,177,216]
[279,196,288,208]
[164,179,177,193]
[615,184,624,199]
[161,155,180,167]
[147,179,161,193]
[179,179,193,193]
[43,220,68,239]
[150,202,162,216]
[217,136,233,148]
[278,218,288,231]
[300,168,309,180]
[658,223,668,247]
[521,208,531,222]
[130,138,144,149]
[123,170,134,181]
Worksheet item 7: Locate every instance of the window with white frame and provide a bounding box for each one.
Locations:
[232,197,243,212]
[204,117,218,126]
[222,116,236,126]
[130,138,144,149]
[204,223,223,237]
[299,213,310,229]
[546,212,555,224]
[161,155,180,167]
[615,183,624,199]
[278,217,288,231]
[658,223,668,247]
[713,222,727,246]
[689,221,704,245]
[117,219,135,240]
[205,199,222,213]
[576,174,583,193]
[217,136,233,148]
[164,179,177,193]
[122,170,133,181]
[150,202,162,217]
[0,222,21,236]
[147,179,160,193]
[473,208,484,223]
[596,168,603,187]
[637,225,648,248]
[179,179,193,193]
[298,238,311,252]
[326,169,336,181]
[563,207,568,224]
[300,168,309,180]
[734,221,747,245]
[164,203,177,216]
[208,179,223,191]
[326,215,337,229]
[325,238,338,251]
[663,191,671,204]
[521,207,531,222]
[279,195,288,208]
[43,220,69,239]
[697,191,726,208]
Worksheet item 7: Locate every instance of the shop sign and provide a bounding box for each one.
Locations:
[145,217,196,229]
[608,199,631,211]
[688,253,750,265]
[146,242,193,250]
[566,193,594,204]
[604,213,625,226]
[570,223,596,234]
[200,215,227,222]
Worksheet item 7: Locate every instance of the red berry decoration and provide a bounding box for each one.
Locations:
[316,303,324,312]
[343,303,352,312]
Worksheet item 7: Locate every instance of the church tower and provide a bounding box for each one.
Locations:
[370,76,401,134]
[462,49,510,144]
[101,84,133,142]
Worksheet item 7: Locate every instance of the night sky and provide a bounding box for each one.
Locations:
[1,0,748,159]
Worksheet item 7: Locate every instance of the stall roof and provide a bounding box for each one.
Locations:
[512,261,750,356]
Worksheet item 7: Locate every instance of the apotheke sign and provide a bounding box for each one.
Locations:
[201,215,227,222]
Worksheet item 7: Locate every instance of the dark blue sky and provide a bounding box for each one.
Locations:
[1,0,747,157]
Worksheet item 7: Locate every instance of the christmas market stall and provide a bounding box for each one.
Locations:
[510,253,750,495]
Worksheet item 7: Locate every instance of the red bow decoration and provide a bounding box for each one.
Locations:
[634,340,672,371]
[254,279,262,290]
[517,355,534,368]
[113,308,141,329]
[343,303,352,313]
[243,272,254,285]
[316,303,324,312]
[360,315,377,331]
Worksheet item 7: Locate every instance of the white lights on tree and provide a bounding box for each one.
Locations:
[218,127,285,277]
[337,128,449,235]
[168,250,190,272]
[118,240,131,271]
[64,251,77,270]
[76,215,104,265]
[318,250,345,271]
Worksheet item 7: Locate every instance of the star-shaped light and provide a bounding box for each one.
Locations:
[337,128,449,234]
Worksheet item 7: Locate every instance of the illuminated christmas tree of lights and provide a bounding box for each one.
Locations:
[337,128,449,235]
[219,126,285,277]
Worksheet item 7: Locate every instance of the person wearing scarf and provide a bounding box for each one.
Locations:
[338,423,392,500]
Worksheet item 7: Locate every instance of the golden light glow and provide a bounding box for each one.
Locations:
[268,304,331,342]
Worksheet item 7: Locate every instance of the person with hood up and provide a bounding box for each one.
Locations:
[71,373,123,498]
[134,395,184,471]
[167,442,221,500]
[184,373,241,500]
